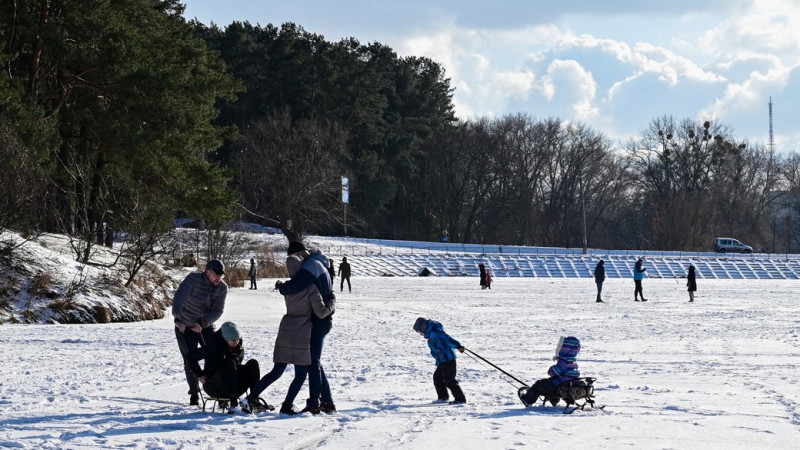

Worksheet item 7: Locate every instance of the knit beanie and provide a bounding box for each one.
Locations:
[286,241,307,255]
[220,322,241,341]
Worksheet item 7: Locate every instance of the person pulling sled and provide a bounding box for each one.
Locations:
[413,317,467,404]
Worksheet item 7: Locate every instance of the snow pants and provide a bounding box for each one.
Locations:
[206,359,260,402]
[433,359,466,402]
[175,326,215,395]
[522,378,560,405]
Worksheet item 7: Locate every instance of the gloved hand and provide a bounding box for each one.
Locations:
[330,292,336,301]
[458,346,465,353]
[275,280,283,290]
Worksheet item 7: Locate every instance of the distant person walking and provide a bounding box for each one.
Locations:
[338,257,351,292]
[478,263,488,289]
[687,264,697,302]
[173,259,228,406]
[485,269,493,289]
[594,260,605,303]
[249,258,258,290]
[633,258,647,302]
[328,258,336,283]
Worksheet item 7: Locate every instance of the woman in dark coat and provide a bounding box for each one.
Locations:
[479,263,488,289]
[593,260,605,303]
[687,264,697,302]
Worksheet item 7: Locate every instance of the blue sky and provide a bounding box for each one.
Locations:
[182,0,800,152]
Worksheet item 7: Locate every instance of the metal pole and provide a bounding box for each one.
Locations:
[580,172,587,254]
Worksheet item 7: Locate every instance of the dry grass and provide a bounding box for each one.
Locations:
[225,247,285,288]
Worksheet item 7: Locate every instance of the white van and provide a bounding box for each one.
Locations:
[714,237,752,253]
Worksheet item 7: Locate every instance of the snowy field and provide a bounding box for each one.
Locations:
[2,276,800,449]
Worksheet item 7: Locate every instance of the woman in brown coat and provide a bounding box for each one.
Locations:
[243,255,335,415]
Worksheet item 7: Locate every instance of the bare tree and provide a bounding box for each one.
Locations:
[238,109,347,242]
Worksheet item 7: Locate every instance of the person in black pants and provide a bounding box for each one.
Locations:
[187,322,260,412]
[413,317,467,404]
[338,257,351,292]
[633,258,647,302]
[687,264,697,302]
[594,260,605,303]
[173,259,228,406]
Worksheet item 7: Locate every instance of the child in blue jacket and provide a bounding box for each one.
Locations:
[519,336,581,406]
[413,317,467,404]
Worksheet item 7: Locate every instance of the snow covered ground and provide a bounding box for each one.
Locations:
[2,275,800,449]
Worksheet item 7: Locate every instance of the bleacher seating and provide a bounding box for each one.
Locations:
[327,250,800,280]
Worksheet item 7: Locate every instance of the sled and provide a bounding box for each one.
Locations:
[517,377,603,414]
[201,395,232,413]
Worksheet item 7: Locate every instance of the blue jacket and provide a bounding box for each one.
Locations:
[633,260,646,281]
[279,251,334,306]
[424,320,462,366]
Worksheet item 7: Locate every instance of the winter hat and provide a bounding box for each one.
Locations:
[555,336,580,361]
[220,322,241,341]
[413,317,429,333]
[286,241,307,255]
[206,259,226,275]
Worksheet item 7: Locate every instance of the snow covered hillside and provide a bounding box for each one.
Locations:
[2,277,800,448]
[5,229,800,325]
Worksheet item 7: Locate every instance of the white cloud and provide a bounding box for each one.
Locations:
[699,0,800,59]
[541,59,598,120]
[702,62,794,125]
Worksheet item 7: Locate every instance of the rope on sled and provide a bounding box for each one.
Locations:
[463,348,528,388]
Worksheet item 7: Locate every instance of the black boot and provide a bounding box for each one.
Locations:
[190,392,199,406]
[279,403,300,415]
[319,402,337,414]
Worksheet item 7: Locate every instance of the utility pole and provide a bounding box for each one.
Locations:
[580,172,587,254]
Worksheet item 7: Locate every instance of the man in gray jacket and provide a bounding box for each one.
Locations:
[173,259,228,406]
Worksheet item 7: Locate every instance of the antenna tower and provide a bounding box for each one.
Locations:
[768,96,774,153]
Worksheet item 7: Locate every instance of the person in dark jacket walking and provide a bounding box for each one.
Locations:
[633,258,647,302]
[478,263,488,289]
[413,317,467,404]
[173,259,228,406]
[277,241,338,414]
[249,258,258,290]
[594,260,606,303]
[338,257,351,292]
[687,264,697,302]
[186,322,260,413]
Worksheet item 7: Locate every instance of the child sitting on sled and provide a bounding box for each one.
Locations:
[519,336,580,406]
[413,317,467,404]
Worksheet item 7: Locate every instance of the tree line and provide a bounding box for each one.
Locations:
[2,1,800,268]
